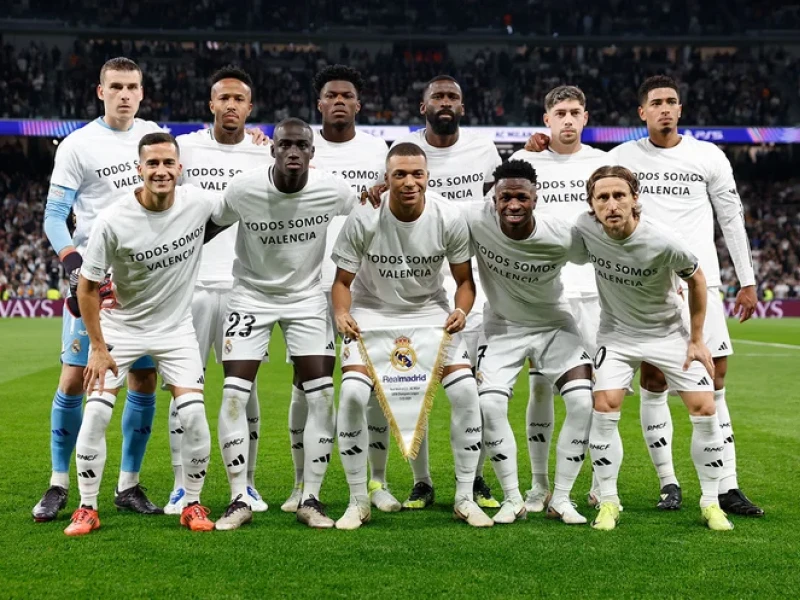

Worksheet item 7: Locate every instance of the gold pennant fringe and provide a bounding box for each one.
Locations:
[357,330,452,460]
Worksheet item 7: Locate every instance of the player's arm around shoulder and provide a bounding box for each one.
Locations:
[204,174,242,242]
[565,217,591,265]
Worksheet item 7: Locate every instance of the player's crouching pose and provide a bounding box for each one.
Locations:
[576,166,733,532]
[466,160,594,525]
[331,143,493,530]
[66,133,217,536]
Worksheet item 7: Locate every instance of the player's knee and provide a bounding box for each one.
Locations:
[639,363,668,393]
[686,392,716,417]
[712,357,727,390]
[563,389,593,421]
[59,365,85,396]
[479,392,508,424]
[128,368,157,393]
[593,390,622,413]
[177,396,210,442]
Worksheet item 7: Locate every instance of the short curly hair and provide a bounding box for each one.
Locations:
[493,160,538,185]
[313,65,364,96]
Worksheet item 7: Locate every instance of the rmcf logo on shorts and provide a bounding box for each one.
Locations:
[390,336,416,371]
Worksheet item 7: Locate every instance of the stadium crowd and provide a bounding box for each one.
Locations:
[1,143,798,301]
[5,0,799,35]
[0,40,796,126]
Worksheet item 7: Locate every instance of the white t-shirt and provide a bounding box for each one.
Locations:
[80,185,219,334]
[465,202,583,328]
[213,167,358,302]
[332,191,472,313]
[574,212,699,339]
[608,136,754,289]
[312,129,388,289]
[49,118,163,254]
[509,145,608,297]
[177,129,273,289]
[391,128,502,204]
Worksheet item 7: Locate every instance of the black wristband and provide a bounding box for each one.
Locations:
[62,251,83,273]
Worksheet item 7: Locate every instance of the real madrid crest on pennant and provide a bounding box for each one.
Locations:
[390,336,417,371]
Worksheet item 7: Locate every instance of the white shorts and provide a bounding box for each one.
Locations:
[443,272,485,367]
[285,290,336,364]
[680,287,732,358]
[95,322,205,391]
[477,314,592,396]
[567,294,601,356]
[594,330,713,393]
[340,308,472,369]
[223,292,335,362]
[192,286,230,366]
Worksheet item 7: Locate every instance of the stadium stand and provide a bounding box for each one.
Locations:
[0,41,796,126]
[5,0,800,34]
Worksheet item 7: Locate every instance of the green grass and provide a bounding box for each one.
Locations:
[1,318,799,599]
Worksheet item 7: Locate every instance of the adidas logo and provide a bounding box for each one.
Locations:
[52,428,70,437]
[704,460,724,468]
[249,431,259,440]
[78,469,97,478]
[461,351,470,360]
[528,433,546,443]
[291,442,304,450]
[718,342,729,351]
[369,442,387,450]
[697,376,710,386]
[312,454,331,463]
[227,454,245,467]
[170,427,184,435]
[490,453,508,462]
[593,457,612,467]
[580,352,591,360]
[196,375,205,384]
[724,435,735,444]
[649,437,668,449]
[187,470,207,479]
[134,426,151,435]
[464,443,482,451]
[326,341,335,350]
[566,454,585,462]
[340,446,363,456]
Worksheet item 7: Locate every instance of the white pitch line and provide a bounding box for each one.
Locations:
[732,339,800,350]
[739,353,797,357]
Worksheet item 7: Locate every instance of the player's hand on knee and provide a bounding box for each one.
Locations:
[245,127,270,146]
[84,348,118,393]
[445,307,467,334]
[99,275,118,310]
[524,132,551,153]
[684,341,715,379]
[363,183,386,208]
[336,312,361,339]
[733,285,757,323]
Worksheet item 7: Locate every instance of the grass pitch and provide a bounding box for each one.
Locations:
[0,318,798,599]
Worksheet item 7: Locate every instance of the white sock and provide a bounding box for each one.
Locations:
[177,393,211,505]
[479,390,519,499]
[589,410,622,505]
[527,370,554,489]
[714,388,739,493]
[443,369,481,499]
[366,392,390,484]
[168,396,183,490]
[640,388,678,488]
[301,377,336,502]
[475,412,487,479]
[219,377,251,502]
[338,372,372,497]
[50,472,70,489]
[117,471,139,492]
[76,392,116,509]
[409,435,432,486]
[690,413,724,507]
[552,379,593,504]
[288,385,307,487]
[246,382,261,489]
